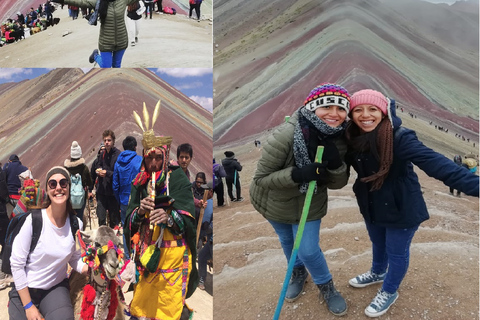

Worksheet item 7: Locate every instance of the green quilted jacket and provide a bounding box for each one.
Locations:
[63,0,137,52]
[249,111,348,224]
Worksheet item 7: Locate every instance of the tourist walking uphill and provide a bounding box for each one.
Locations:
[52,0,139,68]
[250,84,351,316]
[344,89,480,318]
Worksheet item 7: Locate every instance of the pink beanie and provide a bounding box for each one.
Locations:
[350,89,389,115]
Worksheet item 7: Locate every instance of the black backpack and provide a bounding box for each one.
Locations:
[2,209,79,274]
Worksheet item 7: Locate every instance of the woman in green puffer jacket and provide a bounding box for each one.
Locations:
[54,0,138,67]
[250,83,350,317]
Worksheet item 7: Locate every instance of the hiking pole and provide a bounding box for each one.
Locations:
[196,189,209,247]
[87,197,92,230]
[233,169,237,199]
[272,146,324,320]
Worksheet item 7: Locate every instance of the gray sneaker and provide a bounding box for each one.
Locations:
[317,279,347,316]
[285,266,308,302]
[365,289,398,317]
[349,270,386,288]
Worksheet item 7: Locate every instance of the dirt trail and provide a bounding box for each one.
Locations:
[213,118,479,320]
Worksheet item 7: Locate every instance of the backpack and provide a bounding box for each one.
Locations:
[1,209,79,274]
[163,7,176,14]
[70,173,85,209]
[213,164,226,188]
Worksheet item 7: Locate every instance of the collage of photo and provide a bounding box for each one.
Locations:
[0,0,478,319]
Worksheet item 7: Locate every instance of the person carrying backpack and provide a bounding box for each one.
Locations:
[51,0,140,68]
[8,166,88,319]
[3,154,29,217]
[213,158,226,207]
[64,141,93,223]
[344,89,479,317]
[222,151,244,202]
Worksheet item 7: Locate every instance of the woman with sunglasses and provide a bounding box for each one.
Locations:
[192,172,207,228]
[8,166,88,320]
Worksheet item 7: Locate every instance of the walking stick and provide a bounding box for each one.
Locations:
[224,177,230,207]
[87,197,92,230]
[233,169,237,199]
[196,189,209,247]
[273,146,324,320]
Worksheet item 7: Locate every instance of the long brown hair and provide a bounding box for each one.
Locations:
[345,117,394,191]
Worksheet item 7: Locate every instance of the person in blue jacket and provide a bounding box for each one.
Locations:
[344,89,479,318]
[113,136,142,259]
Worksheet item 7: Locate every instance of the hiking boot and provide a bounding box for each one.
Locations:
[236,197,244,202]
[231,198,236,202]
[285,266,308,302]
[364,289,398,318]
[131,41,135,46]
[89,49,98,63]
[349,270,386,288]
[317,280,347,316]
[135,36,138,42]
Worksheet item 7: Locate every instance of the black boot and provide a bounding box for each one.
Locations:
[89,49,99,63]
[317,279,347,316]
[285,266,308,302]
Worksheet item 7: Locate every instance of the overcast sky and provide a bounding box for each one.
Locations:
[0,68,213,112]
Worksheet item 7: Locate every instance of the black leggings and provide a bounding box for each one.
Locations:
[144,1,154,18]
[189,3,201,20]
[8,279,74,320]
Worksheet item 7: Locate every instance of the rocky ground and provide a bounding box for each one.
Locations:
[213,115,479,320]
[0,201,213,320]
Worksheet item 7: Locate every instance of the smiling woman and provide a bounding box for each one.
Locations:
[8,166,89,320]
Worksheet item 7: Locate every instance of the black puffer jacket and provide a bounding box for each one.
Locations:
[222,157,242,181]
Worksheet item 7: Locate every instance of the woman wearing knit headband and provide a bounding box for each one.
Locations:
[250,83,351,316]
[8,166,88,320]
[344,89,479,317]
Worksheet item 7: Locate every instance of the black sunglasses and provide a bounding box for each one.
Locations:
[48,178,69,189]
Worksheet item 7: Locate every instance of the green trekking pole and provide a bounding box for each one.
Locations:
[273,146,324,320]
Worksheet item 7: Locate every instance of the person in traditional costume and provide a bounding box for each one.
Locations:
[123,101,198,320]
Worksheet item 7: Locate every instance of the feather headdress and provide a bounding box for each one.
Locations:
[132,100,173,153]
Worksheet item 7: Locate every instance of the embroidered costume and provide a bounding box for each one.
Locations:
[124,101,198,320]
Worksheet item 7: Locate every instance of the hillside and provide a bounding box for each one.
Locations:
[0,68,213,181]
[213,0,479,145]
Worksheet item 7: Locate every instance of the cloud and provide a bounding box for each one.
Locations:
[155,68,212,78]
[190,95,213,112]
[174,81,203,90]
[0,69,33,79]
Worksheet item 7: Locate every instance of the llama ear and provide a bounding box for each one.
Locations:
[82,230,97,244]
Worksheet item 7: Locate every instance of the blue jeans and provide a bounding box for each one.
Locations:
[365,221,419,294]
[94,49,126,68]
[269,219,331,285]
[120,204,130,260]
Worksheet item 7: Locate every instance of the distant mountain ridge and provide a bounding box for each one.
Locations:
[213,0,479,145]
[0,68,213,182]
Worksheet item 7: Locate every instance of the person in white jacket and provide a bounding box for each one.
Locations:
[8,166,88,320]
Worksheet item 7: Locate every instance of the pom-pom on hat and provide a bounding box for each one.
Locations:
[71,141,82,159]
[349,89,389,115]
[304,83,350,113]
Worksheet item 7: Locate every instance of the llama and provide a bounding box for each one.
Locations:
[69,226,125,320]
